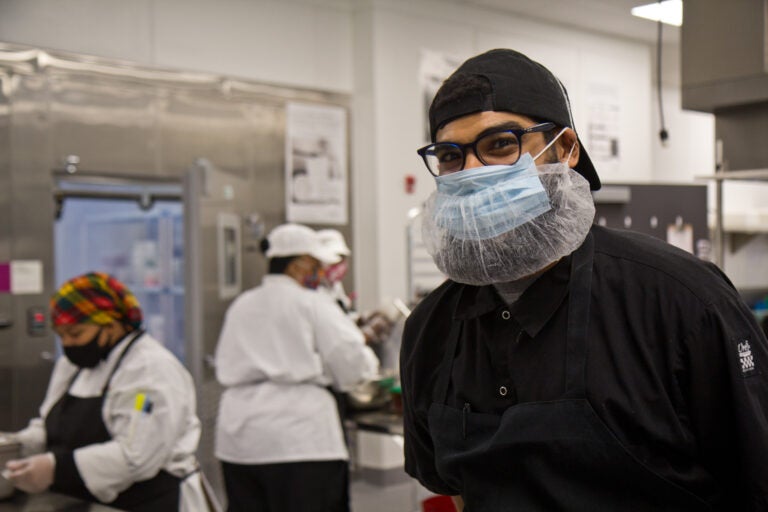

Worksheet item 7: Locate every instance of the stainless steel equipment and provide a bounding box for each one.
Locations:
[0,436,21,500]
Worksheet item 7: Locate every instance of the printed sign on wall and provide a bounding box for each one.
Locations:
[285,102,348,225]
[0,260,44,294]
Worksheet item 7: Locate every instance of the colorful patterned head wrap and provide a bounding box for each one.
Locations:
[50,272,142,330]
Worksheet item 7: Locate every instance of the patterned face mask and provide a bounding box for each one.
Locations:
[324,260,349,285]
[294,258,324,290]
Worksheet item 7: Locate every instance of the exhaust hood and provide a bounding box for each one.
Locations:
[682,0,768,112]
[682,0,768,172]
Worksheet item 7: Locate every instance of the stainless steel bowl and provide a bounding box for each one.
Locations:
[346,380,392,411]
[346,372,398,411]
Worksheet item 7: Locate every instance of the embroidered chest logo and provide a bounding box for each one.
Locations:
[737,340,756,375]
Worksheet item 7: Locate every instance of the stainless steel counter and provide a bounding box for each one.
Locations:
[348,411,408,487]
[352,411,404,436]
[0,492,124,511]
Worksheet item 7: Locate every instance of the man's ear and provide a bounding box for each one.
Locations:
[557,128,580,168]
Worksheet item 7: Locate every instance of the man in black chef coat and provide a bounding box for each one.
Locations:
[400,48,768,511]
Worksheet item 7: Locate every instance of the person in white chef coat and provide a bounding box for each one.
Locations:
[316,228,394,343]
[316,228,354,313]
[214,223,380,512]
[2,271,205,511]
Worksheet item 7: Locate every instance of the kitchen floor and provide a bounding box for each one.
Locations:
[345,410,438,512]
[350,473,434,512]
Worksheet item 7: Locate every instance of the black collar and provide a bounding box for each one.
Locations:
[453,254,571,338]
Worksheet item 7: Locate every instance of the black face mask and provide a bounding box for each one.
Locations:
[63,328,108,368]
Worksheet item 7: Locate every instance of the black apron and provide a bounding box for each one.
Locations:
[427,234,713,511]
[45,331,181,511]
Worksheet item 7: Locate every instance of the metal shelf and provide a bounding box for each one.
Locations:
[696,169,768,181]
[697,168,768,266]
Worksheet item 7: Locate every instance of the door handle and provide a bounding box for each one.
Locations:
[0,318,11,329]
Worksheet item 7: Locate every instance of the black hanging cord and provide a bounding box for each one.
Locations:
[656,3,669,144]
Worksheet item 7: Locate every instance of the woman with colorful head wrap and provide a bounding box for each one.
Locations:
[4,272,206,511]
[50,272,143,367]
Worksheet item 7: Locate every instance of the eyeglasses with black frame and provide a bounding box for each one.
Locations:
[417,122,556,177]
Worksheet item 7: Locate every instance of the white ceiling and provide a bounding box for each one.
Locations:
[451,0,681,45]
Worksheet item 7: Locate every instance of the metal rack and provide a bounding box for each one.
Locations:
[696,168,768,268]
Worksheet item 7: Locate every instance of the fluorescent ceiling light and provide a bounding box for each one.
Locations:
[631,0,683,26]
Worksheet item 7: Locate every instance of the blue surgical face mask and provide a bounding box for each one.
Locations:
[432,154,548,240]
[431,129,567,241]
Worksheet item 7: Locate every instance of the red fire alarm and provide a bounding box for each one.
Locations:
[405,174,416,194]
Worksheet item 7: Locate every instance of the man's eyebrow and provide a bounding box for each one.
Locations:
[439,121,526,144]
[475,121,525,140]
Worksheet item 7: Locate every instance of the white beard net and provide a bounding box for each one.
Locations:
[422,163,596,286]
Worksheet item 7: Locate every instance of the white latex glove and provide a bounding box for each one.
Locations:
[360,313,394,345]
[3,452,55,493]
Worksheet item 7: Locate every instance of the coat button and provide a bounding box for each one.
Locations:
[499,386,508,396]
[501,310,511,320]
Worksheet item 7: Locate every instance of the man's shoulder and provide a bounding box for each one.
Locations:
[402,280,465,353]
[592,225,706,270]
[591,225,735,303]
[408,280,462,324]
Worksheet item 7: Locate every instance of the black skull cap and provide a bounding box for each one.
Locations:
[429,49,601,190]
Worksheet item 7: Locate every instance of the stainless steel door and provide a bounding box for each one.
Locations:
[184,158,251,502]
[0,70,56,431]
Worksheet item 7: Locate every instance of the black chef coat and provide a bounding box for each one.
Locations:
[401,225,768,510]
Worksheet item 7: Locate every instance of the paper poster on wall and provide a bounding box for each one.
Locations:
[419,49,463,143]
[6,260,44,294]
[285,102,348,225]
[586,83,621,176]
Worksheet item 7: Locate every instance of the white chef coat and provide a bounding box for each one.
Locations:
[15,332,200,504]
[214,274,379,465]
[319,280,353,313]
